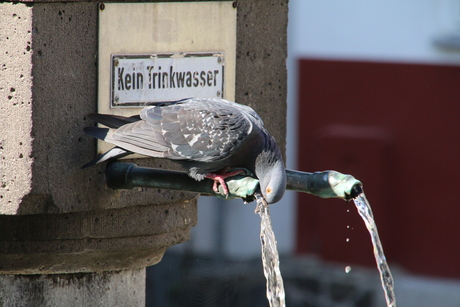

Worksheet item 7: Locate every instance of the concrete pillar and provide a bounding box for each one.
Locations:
[1,0,288,305]
[0,1,197,305]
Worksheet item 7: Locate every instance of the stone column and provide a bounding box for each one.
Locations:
[0,1,197,305]
[0,0,288,305]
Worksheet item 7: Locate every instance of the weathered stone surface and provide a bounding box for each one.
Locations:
[0,269,146,306]
[236,0,288,160]
[0,3,34,214]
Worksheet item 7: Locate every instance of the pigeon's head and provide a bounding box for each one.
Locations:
[256,155,287,204]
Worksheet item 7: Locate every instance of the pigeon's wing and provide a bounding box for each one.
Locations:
[109,99,254,162]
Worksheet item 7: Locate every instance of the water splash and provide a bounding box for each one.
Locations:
[255,194,286,307]
[353,193,396,307]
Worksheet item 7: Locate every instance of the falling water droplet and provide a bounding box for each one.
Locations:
[345,266,352,273]
[346,238,350,242]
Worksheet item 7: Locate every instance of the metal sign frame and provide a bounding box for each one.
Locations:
[110,52,225,108]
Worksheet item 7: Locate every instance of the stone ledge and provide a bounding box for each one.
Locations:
[0,197,197,274]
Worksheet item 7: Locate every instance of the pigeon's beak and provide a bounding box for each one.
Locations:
[253,185,276,204]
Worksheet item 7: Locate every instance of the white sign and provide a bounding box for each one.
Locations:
[111,53,224,107]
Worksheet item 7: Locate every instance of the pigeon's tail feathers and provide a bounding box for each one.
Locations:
[83,126,110,141]
[82,126,134,168]
[88,113,141,129]
[81,147,132,169]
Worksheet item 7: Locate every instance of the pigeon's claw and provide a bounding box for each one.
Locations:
[205,168,245,195]
[210,176,228,194]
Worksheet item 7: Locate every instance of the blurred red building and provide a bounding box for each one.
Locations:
[296,58,460,279]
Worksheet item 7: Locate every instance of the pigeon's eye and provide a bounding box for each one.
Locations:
[266,186,272,194]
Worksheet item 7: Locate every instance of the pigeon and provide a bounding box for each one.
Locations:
[83,97,286,204]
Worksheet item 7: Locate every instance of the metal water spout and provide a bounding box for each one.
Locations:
[105,162,362,201]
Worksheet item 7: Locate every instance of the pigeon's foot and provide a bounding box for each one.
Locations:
[205,168,246,195]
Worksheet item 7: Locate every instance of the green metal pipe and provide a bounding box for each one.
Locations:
[286,169,362,201]
[105,162,362,201]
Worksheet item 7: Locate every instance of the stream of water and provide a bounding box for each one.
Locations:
[353,193,396,307]
[255,191,395,307]
[255,194,286,307]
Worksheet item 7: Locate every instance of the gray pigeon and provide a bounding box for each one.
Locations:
[83,97,286,204]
